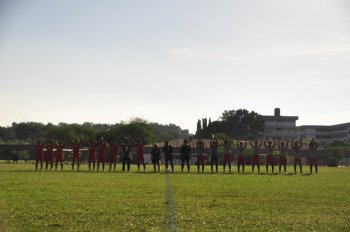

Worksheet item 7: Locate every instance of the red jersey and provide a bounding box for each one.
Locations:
[110,144,118,162]
[72,144,80,155]
[35,144,44,159]
[47,144,54,158]
[55,144,64,162]
[89,145,96,157]
[137,145,144,156]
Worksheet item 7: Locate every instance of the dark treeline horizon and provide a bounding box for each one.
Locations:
[0,118,190,145]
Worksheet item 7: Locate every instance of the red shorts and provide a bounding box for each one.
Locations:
[224,153,231,163]
[237,155,245,164]
[266,155,273,164]
[36,154,44,162]
[98,155,105,163]
[310,158,318,165]
[72,154,80,161]
[197,154,204,164]
[253,154,260,164]
[55,155,64,163]
[294,157,301,165]
[279,156,287,165]
[88,155,96,163]
[45,154,54,162]
[137,154,144,163]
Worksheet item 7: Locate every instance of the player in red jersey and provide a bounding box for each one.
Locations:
[264,137,276,174]
[292,138,303,174]
[236,140,247,173]
[33,139,44,171]
[108,139,118,171]
[277,138,288,174]
[309,138,318,174]
[135,138,146,172]
[97,138,107,171]
[223,139,232,173]
[196,139,205,172]
[250,138,262,173]
[87,140,96,171]
[45,140,55,171]
[71,137,82,171]
[54,140,64,171]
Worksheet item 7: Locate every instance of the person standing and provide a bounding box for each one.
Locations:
[45,140,55,171]
[250,138,262,173]
[223,139,232,173]
[236,140,247,173]
[163,141,174,173]
[292,138,303,174]
[264,137,276,174]
[33,139,44,171]
[71,137,81,171]
[55,140,64,171]
[196,139,205,173]
[309,138,318,174]
[210,138,219,173]
[180,139,192,172]
[108,139,118,172]
[277,138,288,174]
[151,144,161,172]
[97,138,107,171]
[121,137,133,172]
[88,140,96,171]
[136,138,147,172]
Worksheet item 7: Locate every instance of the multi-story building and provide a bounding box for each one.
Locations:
[297,123,350,142]
[262,108,299,138]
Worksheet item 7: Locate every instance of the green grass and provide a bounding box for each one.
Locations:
[0,164,349,231]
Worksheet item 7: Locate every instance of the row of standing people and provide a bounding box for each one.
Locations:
[33,137,176,173]
[33,137,319,174]
[205,137,318,174]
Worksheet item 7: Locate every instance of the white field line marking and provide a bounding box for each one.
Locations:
[165,174,176,232]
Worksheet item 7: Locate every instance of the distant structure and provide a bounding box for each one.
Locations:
[262,108,299,138]
[297,123,350,142]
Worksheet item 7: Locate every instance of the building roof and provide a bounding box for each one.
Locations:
[263,115,299,120]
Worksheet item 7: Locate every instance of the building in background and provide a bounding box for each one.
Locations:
[297,123,350,142]
[262,108,299,138]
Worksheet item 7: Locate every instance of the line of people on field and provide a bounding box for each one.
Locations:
[206,137,318,174]
[33,136,175,173]
[33,137,319,174]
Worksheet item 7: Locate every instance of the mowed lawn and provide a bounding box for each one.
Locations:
[0,164,349,232]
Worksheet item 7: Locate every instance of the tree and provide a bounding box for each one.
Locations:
[117,118,157,144]
[196,109,264,139]
[12,122,45,142]
[0,126,15,143]
[196,119,202,133]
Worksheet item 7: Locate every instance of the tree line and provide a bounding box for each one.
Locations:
[0,118,189,145]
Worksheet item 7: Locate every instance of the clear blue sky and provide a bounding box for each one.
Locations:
[0,0,349,133]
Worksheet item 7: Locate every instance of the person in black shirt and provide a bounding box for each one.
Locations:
[151,144,161,172]
[163,141,174,172]
[121,137,133,172]
[180,139,192,172]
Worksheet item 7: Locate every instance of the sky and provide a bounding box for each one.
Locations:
[0,0,349,133]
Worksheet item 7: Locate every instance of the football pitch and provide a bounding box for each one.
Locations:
[0,164,349,232]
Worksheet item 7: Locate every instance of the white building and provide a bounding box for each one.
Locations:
[297,123,350,142]
[262,108,299,138]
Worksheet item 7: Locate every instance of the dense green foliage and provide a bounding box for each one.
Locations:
[0,119,189,144]
[0,164,349,231]
[196,109,265,139]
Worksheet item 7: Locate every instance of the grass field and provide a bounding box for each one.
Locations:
[0,164,349,232]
